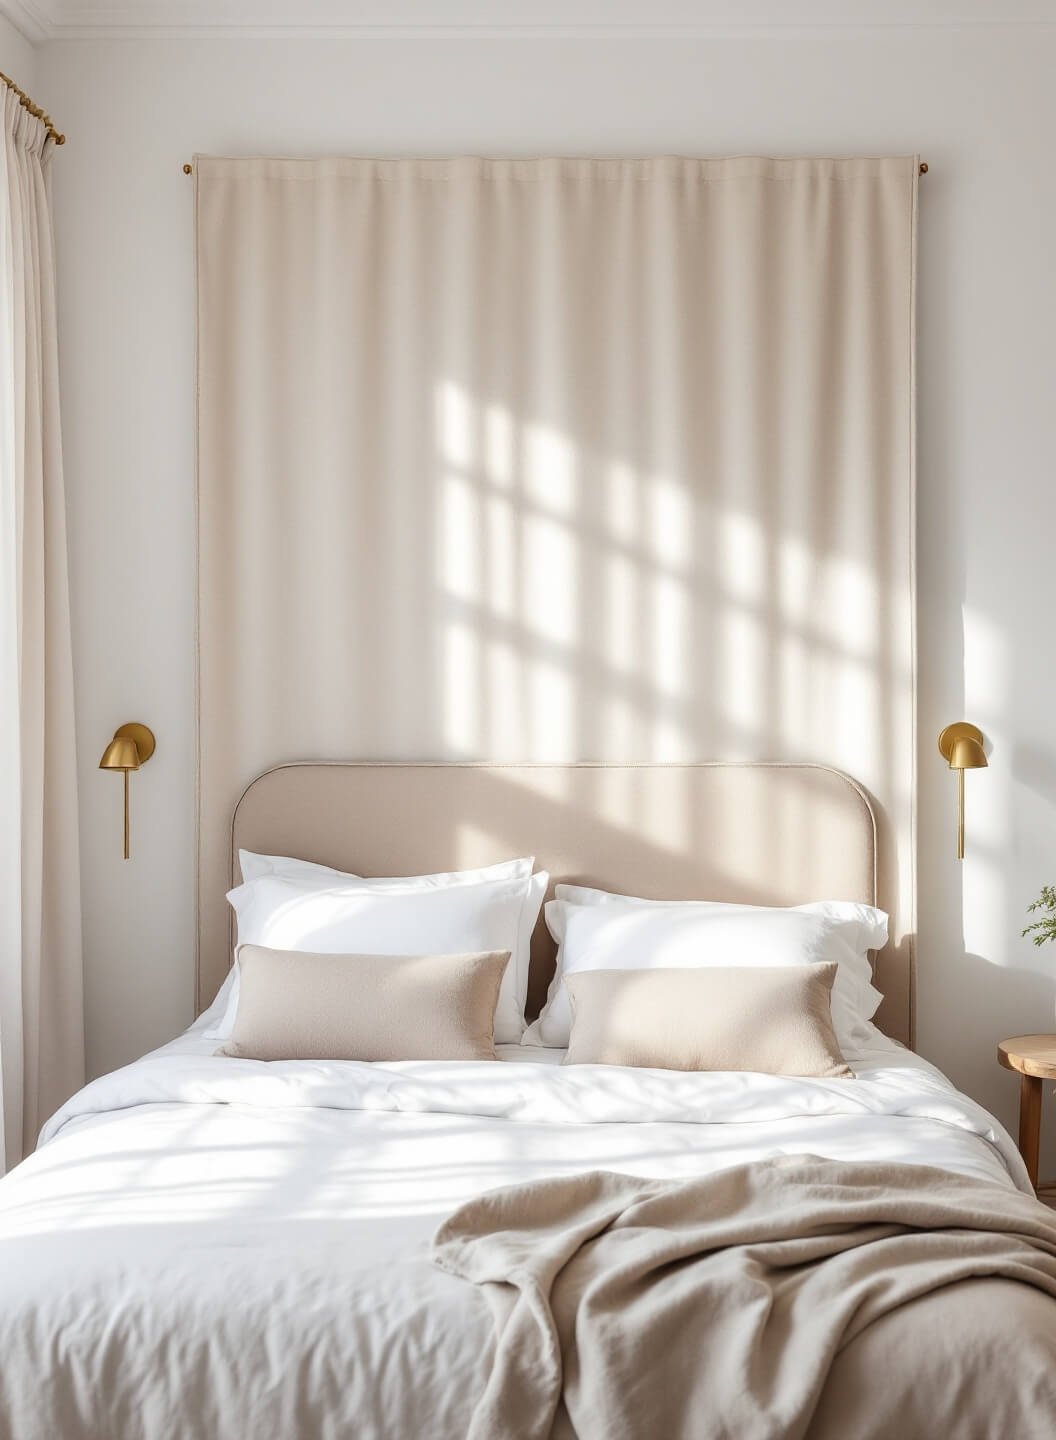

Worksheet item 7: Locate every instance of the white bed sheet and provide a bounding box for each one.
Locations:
[0,1020,1029,1439]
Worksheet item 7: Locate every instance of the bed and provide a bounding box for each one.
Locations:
[1,762,1055,1438]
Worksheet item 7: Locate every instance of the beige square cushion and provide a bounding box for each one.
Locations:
[217,945,510,1062]
[563,963,852,1077]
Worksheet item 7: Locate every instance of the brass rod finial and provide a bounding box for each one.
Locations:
[183,162,193,175]
[919,161,929,176]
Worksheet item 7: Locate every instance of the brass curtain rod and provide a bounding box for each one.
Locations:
[183,159,929,175]
[0,70,65,146]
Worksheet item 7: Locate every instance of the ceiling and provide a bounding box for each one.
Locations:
[3,0,1054,44]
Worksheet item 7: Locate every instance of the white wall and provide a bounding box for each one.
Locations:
[32,21,1056,1144]
[0,13,35,87]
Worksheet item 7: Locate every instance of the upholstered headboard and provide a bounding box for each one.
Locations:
[209,760,908,1045]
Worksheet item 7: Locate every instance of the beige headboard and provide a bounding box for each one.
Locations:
[211,760,909,1045]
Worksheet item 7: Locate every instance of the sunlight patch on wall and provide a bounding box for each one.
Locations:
[650,572,688,699]
[523,423,575,516]
[719,510,766,605]
[437,380,474,470]
[778,531,811,625]
[605,461,639,546]
[601,693,638,759]
[483,403,514,489]
[963,605,1009,929]
[522,513,579,649]
[440,472,482,603]
[963,851,1009,965]
[720,610,765,746]
[647,474,692,572]
[442,618,481,755]
[528,655,575,756]
[485,639,525,755]
[485,490,516,620]
[603,553,638,678]
[825,557,878,661]
[964,605,1008,741]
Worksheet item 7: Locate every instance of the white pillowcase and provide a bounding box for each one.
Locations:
[237,850,534,891]
[521,885,887,1053]
[206,855,548,1045]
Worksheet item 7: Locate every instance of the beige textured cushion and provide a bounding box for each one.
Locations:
[217,945,510,1062]
[563,963,852,1077]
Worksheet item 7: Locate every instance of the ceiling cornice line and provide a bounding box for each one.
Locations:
[0,0,50,43]
[6,1,1056,45]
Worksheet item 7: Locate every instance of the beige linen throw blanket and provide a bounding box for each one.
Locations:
[433,1156,1056,1440]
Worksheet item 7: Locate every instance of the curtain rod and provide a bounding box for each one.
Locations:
[0,70,65,146]
[183,159,930,176]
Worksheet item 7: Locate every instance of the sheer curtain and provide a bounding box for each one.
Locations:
[0,88,82,1172]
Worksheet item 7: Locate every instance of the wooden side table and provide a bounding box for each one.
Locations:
[998,1035,1056,1191]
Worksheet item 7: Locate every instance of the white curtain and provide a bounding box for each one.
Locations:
[197,156,916,1038]
[0,89,83,1171]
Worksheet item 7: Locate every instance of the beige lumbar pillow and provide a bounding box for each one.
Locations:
[563,963,852,1077]
[217,945,510,1062]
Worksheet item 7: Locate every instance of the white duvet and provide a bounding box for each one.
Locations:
[0,1021,1029,1440]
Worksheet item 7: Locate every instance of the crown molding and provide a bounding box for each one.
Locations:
[4,0,1056,44]
[0,0,52,42]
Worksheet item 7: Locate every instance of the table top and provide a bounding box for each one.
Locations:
[998,1035,1056,1079]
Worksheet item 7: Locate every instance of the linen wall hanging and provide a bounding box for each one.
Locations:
[196,156,917,1038]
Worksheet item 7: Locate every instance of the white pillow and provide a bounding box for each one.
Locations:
[521,887,887,1053]
[552,884,885,994]
[206,856,547,1045]
[237,850,533,890]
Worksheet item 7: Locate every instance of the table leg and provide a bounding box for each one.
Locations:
[1020,1073,1043,1190]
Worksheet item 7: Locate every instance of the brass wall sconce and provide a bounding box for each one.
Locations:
[99,723,155,859]
[937,722,988,860]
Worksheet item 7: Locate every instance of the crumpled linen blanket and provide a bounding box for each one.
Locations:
[433,1155,1056,1440]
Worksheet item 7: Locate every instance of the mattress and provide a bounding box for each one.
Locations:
[0,1019,1040,1438]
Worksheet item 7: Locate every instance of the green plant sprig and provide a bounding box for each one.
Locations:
[1023,885,1056,948]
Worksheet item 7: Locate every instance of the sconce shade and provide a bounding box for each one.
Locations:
[99,736,141,771]
[937,721,988,861]
[99,723,154,860]
[947,735,988,771]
